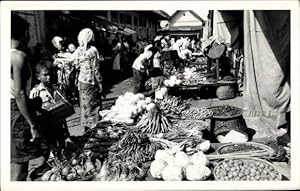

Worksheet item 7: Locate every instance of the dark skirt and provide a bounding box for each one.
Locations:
[79,82,102,128]
[11,99,44,163]
[132,68,147,94]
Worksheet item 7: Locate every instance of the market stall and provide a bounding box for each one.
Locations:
[161,37,238,100]
[38,92,290,181]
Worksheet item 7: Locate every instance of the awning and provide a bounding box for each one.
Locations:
[124,27,136,35]
[162,25,202,31]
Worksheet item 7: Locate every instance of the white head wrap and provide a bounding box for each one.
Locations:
[68,43,76,53]
[77,28,95,50]
[51,36,63,50]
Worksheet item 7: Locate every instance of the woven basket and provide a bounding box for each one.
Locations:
[216,142,275,156]
[213,157,282,181]
[216,85,235,100]
[211,115,248,139]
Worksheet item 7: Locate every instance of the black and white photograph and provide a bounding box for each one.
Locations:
[1,1,300,191]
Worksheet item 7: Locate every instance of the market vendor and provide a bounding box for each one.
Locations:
[132,49,153,94]
[143,69,165,98]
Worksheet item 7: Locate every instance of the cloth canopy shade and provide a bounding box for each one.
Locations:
[242,10,290,117]
[213,11,243,50]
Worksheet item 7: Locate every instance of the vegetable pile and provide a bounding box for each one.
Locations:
[161,120,209,140]
[99,92,155,125]
[163,75,183,87]
[217,143,273,154]
[214,158,281,181]
[181,107,213,120]
[95,158,148,181]
[150,148,212,181]
[41,153,101,181]
[157,95,191,118]
[136,109,173,135]
[210,105,242,118]
[108,130,164,163]
[207,142,275,160]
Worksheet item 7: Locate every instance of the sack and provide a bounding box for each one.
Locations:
[38,91,75,126]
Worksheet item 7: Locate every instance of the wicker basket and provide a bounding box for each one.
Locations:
[213,157,282,181]
[216,142,275,156]
[216,85,235,100]
[210,115,248,139]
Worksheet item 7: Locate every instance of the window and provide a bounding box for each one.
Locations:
[134,16,138,26]
[140,16,146,27]
[111,12,118,23]
[127,15,132,25]
[120,14,126,24]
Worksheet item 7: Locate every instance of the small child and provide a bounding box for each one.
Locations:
[30,61,70,151]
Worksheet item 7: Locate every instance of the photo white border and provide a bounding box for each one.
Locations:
[1,1,300,190]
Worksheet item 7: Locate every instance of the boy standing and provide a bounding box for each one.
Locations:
[30,62,70,151]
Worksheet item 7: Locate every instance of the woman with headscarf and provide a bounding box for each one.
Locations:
[72,28,103,131]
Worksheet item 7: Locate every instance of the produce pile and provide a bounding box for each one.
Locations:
[217,142,274,155]
[108,130,164,163]
[168,120,209,139]
[150,148,212,181]
[82,124,129,160]
[99,92,156,125]
[41,153,101,181]
[163,75,183,87]
[95,158,148,181]
[157,95,191,118]
[136,109,173,135]
[214,158,281,181]
[208,142,275,160]
[210,105,242,118]
[181,107,213,120]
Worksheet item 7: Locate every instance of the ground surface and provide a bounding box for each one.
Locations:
[24,77,290,180]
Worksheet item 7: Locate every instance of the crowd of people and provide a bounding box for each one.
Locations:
[10,13,206,181]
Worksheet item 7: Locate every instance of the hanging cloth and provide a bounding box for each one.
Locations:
[243,10,290,117]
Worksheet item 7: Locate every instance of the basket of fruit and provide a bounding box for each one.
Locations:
[213,157,282,181]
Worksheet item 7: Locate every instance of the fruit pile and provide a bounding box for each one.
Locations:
[214,158,281,181]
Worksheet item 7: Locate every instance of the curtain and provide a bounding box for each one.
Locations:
[213,11,243,49]
[243,10,290,117]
